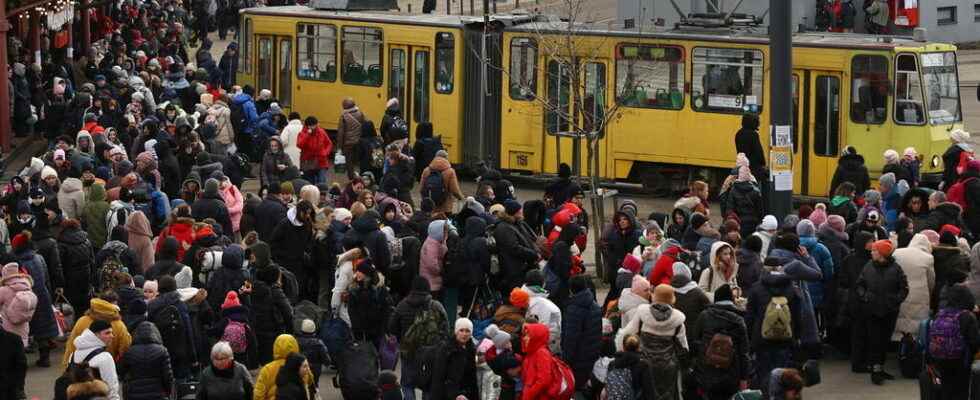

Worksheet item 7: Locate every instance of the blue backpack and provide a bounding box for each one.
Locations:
[320,314,352,362]
[422,169,447,205]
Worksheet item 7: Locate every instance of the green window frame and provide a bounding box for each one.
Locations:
[691,47,764,114]
[615,44,685,109]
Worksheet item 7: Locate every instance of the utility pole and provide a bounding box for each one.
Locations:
[0,0,11,153]
[767,0,792,220]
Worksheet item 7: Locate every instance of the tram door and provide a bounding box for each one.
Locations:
[256,35,294,111]
[542,59,609,176]
[388,44,432,141]
[792,70,843,197]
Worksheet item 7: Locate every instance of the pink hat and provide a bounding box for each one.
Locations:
[221,291,241,309]
[825,215,847,234]
[630,275,651,296]
[921,229,940,246]
[0,263,32,286]
[808,207,828,228]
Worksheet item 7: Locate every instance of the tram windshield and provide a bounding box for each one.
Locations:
[921,52,961,125]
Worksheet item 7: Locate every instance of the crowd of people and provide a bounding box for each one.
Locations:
[1,0,979,399]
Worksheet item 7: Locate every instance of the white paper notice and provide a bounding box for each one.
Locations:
[773,125,792,147]
[773,172,793,191]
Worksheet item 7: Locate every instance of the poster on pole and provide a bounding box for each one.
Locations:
[769,146,793,173]
[773,171,793,191]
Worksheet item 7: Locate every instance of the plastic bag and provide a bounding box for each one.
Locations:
[53,294,74,342]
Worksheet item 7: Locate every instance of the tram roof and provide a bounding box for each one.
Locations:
[242,6,952,50]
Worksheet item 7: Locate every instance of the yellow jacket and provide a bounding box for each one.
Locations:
[61,298,133,369]
[253,334,315,400]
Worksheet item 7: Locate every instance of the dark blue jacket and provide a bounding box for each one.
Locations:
[20,249,59,339]
[561,289,602,378]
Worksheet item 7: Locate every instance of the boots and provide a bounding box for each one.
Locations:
[871,365,886,385]
[36,340,51,368]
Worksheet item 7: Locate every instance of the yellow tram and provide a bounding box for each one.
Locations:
[236,6,964,197]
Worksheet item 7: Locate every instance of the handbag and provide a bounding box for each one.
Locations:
[53,294,75,341]
[379,334,399,370]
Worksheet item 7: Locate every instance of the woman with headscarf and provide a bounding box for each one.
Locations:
[882,149,913,186]
[420,219,449,299]
[125,211,155,275]
[942,129,973,191]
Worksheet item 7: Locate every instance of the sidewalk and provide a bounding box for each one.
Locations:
[0,137,49,184]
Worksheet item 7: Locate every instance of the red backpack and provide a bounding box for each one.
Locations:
[947,177,976,213]
[547,355,576,400]
[956,150,975,175]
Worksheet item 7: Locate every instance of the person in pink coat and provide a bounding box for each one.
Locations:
[420,219,449,293]
[0,263,38,346]
[216,171,244,237]
[125,211,155,275]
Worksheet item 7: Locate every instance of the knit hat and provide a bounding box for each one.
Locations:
[455,317,474,333]
[89,319,112,333]
[524,269,544,287]
[872,240,894,257]
[714,284,734,303]
[865,210,881,222]
[0,263,31,285]
[484,324,511,349]
[797,204,813,220]
[158,275,177,293]
[221,291,241,309]
[465,197,485,215]
[652,284,676,305]
[921,229,941,246]
[204,178,220,195]
[435,150,449,159]
[494,351,521,370]
[940,231,958,246]
[411,276,431,293]
[883,149,900,164]
[825,215,847,233]
[864,190,882,206]
[808,204,828,227]
[689,213,708,230]
[503,199,522,216]
[509,288,530,309]
[630,275,651,296]
[175,266,193,289]
[879,172,896,189]
[950,129,970,144]
[940,224,962,238]
[622,254,642,274]
[672,262,692,280]
[488,204,505,215]
[760,215,778,231]
[796,219,816,238]
[11,233,30,251]
[301,319,316,334]
[269,103,282,115]
[334,208,353,222]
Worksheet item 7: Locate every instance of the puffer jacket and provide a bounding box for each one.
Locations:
[431,337,479,400]
[525,285,563,354]
[799,235,834,309]
[246,249,293,336]
[616,302,689,352]
[297,125,333,170]
[0,269,35,345]
[71,329,121,400]
[147,291,195,371]
[80,183,110,250]
[616,288,650,329]
[253,335,314,400]
[723,180,763,236]
[347,271,392,341]
[419,157,464,214]
[18,249,59,340]
[62,298,133,368]
[387,289,450,356]
[270,207,314,271]
[261,137,295,190]
[931,244,971,312]
[58,225,94,315]
[561,289,602,383]
[279,119,303,168]
[691,302,751,390]
[219,183,244,234]
[58,177,86,220]
[921,202,967,234]
[254,195,287,241]
[155,217,195,262]
[492,213,539,295]
[745,272,803,348]
[857,256,910,324]
[192,187,233,237]
[520,323,559,400]
[420,220,449,291]
[966,243,980,303]
[206,245,248,311]
[699,241,739,299]
[769,248,823,346]
[892,234,934,339]
[459,216,491,287]
[829,152,871,196]
[210,100,234,146]
[197,361,254,400]
[118,322,174,400]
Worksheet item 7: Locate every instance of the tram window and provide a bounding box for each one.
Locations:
[615,44,684,109]
[894,54,925,125]
[342,26,383,86]
[583,62,607,136]
[814,75,840,157]
[239,18,251,73]
[692,47,763,113]
[509,38,538,100]
[850,55,889,124]
[414,50,430,123]
[297,23,337,82]
[435,33,454,94]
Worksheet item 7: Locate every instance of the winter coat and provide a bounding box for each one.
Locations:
[931,244,971,312]
[723,181,763,236]
[192,189,233,237]
[219,183,244,233]
[126,211,155,274]
[387,289,451,357]
[520,323,560,400]
[71,329,121,400]
[525,285,563,353]
[269,207,313,271]
[493,213,540,294]
[58,178,86,220]
[279,119,303,168]
[346,270,392,341]
[147,291,196,371]
[966,243,980,304]
[155,218,195,262]
[254,195,287,241]
[691,303,751,389]
[210,101,235,146]
[736,246,763,290]
[672,274,710,335]
[118,322,174,400]
[0,270,35,345]
[261,138,295,190]
[15,249,59,340]
[0,326,26,400]
[616,288,650,329]
[699,242,739,299]
[342,212,391,272]
[206,245,248,311]
[336,106,365,151]
[799,235,835,308]
[735,127,766,169]
[459,217,491,287]
[963,173,980,235]
[197,362,254,400]
[231,94,259,136]
[616,302,689,352]
[829,152,871,196]
[942,144,968,190]
[648,245,683,286]
[58,226,94,313]
[62,298,133,368]
[892,234,934,338]
[769,249,823,346]
[561,289,602,381]
[606,351,658,400]
[66,380,110,400]
[431,339,479,400]
[420,223,448,290]
[253,335,314,400]
[921,202,967,233]
[297,125,333,170]
[602,212,642,282]
[745,272,803,348]
[419,157,464,214]
[857,254,911,325]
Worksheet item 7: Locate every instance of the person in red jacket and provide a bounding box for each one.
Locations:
[155,204,196,261]
[648,244,685,286]
[545,203,587,258]
[521,323,558,400]
[297,116,333,185]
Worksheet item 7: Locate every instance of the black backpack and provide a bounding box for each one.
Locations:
[54,348,106,400]
[334,339,379,397]
[423,169,447,205]
[152,304,188,356]
[416,339,448,391]
[229,100,246,136]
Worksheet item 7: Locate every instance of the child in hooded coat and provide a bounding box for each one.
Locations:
[0,263,38,345]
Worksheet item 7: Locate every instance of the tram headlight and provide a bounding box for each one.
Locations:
[931,155,941,169]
